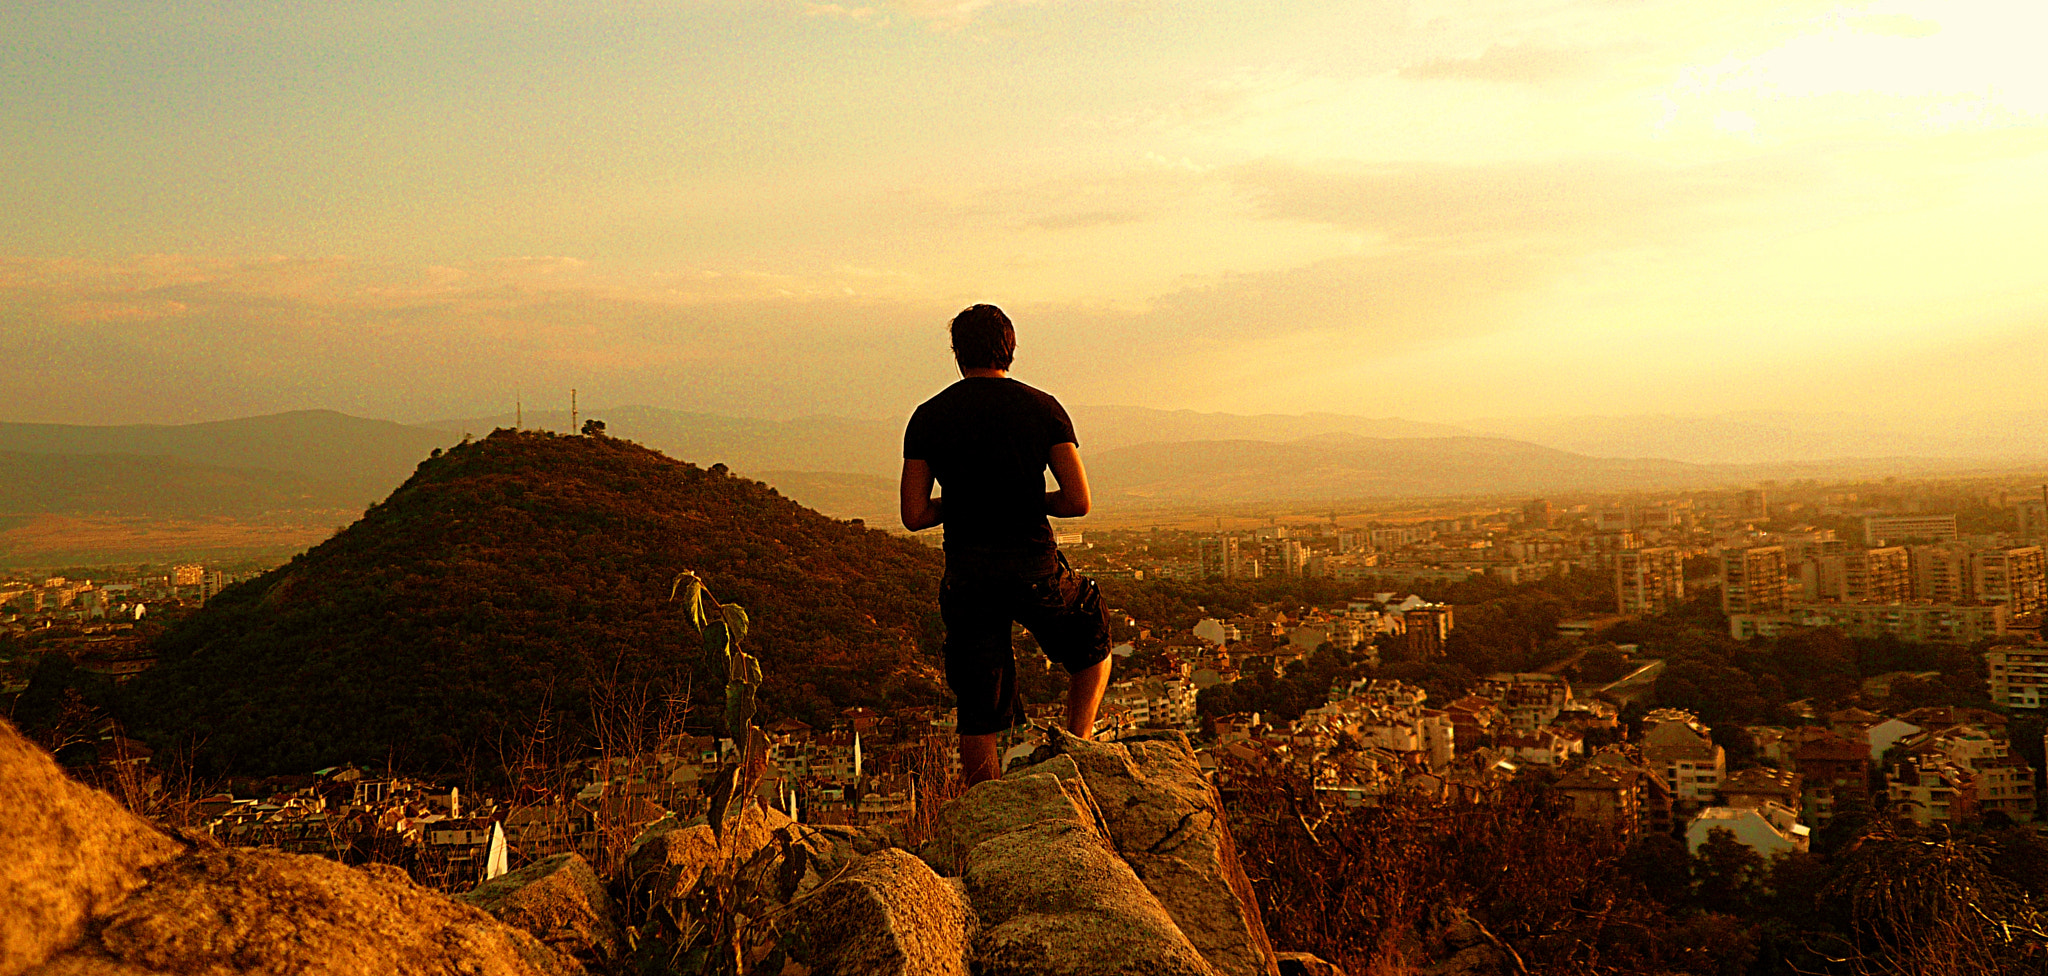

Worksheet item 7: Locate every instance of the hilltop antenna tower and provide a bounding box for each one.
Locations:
[571,389,578,434]
[516,392,522,430]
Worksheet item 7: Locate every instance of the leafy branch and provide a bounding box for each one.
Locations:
[670,571,767,839]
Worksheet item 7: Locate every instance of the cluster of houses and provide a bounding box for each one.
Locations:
[1200,662,2040,864]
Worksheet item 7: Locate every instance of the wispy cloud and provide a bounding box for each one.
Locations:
[1400,45,1601,84]
[1230,155,1815,245]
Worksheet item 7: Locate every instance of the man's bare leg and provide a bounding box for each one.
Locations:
[1065,656,1112,739]
[961,732,1002,785]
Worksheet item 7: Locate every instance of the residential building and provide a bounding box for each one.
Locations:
[1972,755,2037,823]
[1886,758,1977,825]
[1402,605,1454,660]
[1864,514,1959,546]
[1640,710,1726,804]
[1792,732,1870,825]
[1987,644,2048,710]
[1496,728,1584,766]
[1730,602,2007,643]
[1910,545,1969,604]
[1685,803,1810,856]
[1616,547,1684,616]
[1970,546,2047,615]
[1845,547,1910,603]
[1472,673,1574,732]
[1720,547,1789,615]
[1198,537,1242,580]
[1718,767,1803,811]
[1555,763,1660,838]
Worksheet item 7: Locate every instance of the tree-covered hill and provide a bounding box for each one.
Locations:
[123,429,945,777]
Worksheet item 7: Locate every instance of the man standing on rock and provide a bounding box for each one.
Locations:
[901,304,1112,784]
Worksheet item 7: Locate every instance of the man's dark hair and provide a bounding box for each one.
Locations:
[951,304,1016,371]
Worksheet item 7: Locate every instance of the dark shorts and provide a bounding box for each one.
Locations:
[941,547,1112,737]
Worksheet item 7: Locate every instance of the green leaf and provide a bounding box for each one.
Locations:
[700,621,729,670]
[737,651,762,687]
[726,682,757,735]
[669,573,707,630]
[721,604,749,644]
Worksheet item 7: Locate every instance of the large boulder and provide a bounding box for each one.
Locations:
[784,848,976,976]
[0,721,183,976]
[966,820,1216,976]
[623,803,794,903]
[28,848,573,976]
[461,853,622,970]
[919,759,1101,874]
[774,822,896,897]
[1,717,576,976]
[1019,730,1281,976]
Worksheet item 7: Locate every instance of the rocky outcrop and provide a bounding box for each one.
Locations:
[785,848,977,976]
[5,712,1311,976]
[460,853,622,970]
[33,849,572,976]
[0,723,183,976]
[0,718,574,976]
[919,758,1101,873]
[1014,730,1282,976]
[966,820,1217,976]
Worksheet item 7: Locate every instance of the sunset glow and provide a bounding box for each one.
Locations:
[4,0,2044,427]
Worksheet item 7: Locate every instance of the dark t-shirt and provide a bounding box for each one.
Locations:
[903,377,1077,553]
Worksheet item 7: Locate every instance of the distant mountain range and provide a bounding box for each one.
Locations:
[1464,411,2048,465]
[1084,434,1718,506]
[0,410,457,514]
[6,404,2048,563]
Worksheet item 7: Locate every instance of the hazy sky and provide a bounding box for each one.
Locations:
[4,0,2045,426]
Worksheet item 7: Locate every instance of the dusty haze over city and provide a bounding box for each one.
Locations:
[4,0,2047,451]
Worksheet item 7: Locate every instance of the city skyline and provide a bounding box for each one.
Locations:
[5,1,2047,427]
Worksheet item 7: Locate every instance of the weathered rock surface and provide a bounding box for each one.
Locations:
[29,848,573,976]
[461,852,622,970]
[775,822,896,896]
[0,721,183,976]
[2,718,574,976]
[919,760,1100,874]
[624,803,795,902]
[1022,730,1281,976]
[966,820,1216,976]
[785,848,976,976]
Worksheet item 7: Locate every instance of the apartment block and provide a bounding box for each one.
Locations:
[1987,645,2048,710]
[1910,545,1970,604]
[1721,546,1789,615]
[1617,547,1685,616]
[1198,537,1241,579]
[1845,547,1910,603]
[1731,602,2008,643]
[1864,514,1959,545]
[1970,546,2047,616]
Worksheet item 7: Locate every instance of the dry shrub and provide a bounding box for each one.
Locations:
[1824,821,2048,976]
[1225,765,1681,976]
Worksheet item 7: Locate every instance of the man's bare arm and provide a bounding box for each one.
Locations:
[1045,442,1091,518]
[900,459,943,531]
